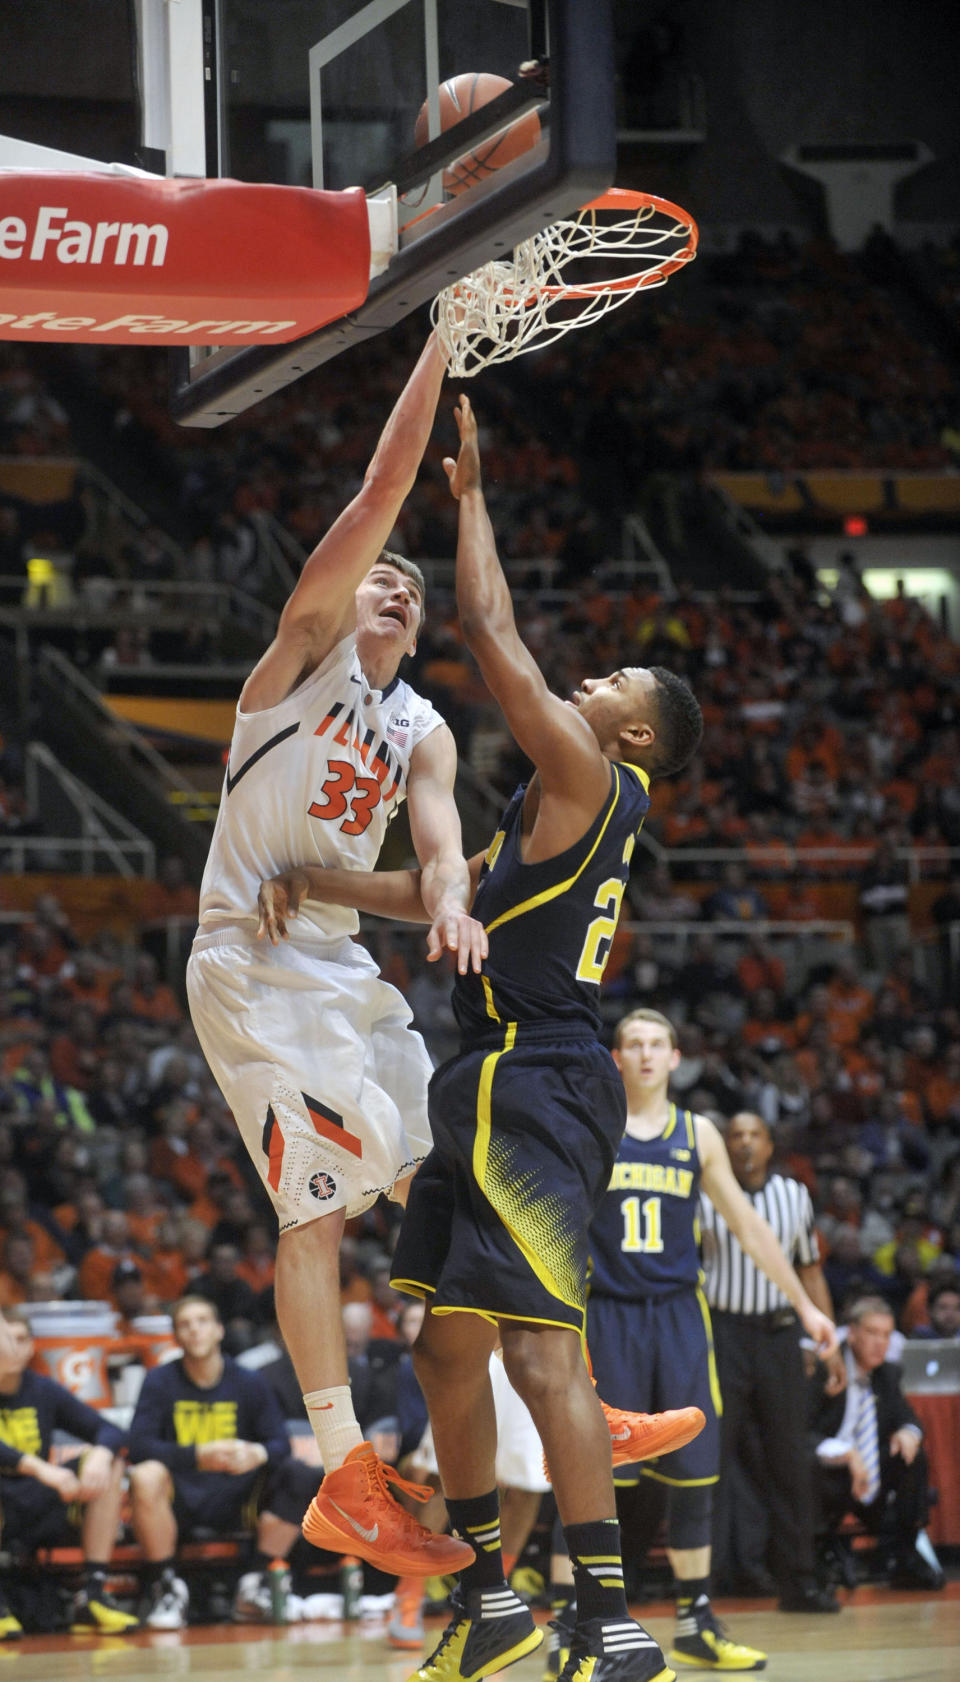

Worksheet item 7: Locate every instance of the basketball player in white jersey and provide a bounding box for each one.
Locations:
[187,334,483,1579]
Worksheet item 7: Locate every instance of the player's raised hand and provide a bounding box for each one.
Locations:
[426,901,488,975]
[443,394,482,499]
[257,869,310,944]
[800,1302,839,1360]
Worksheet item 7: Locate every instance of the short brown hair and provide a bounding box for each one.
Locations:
[379,550,426,627]
[614,1007,678,1050]
[171,1294,222,1333]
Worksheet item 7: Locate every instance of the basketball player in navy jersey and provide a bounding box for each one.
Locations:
[259,393,705,1682]
[187,334,484,1583]
[548,1009,837,1678]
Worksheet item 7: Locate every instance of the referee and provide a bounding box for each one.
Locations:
[700,1112,841,1613]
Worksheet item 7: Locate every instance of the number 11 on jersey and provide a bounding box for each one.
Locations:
[620,1194,663,1253]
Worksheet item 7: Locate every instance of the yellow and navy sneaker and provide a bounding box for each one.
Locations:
[0,1596,22,1642]
[542,1598,577,1680]
[670,1599,765,1671]
[70,1588,141,1635]
[407,1584,542,1681]
[557,1616,675,1681]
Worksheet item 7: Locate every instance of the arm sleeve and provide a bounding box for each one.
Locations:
[128,1369,199,1471]
[886,1367,923,1438]
[53,1387,126,1453]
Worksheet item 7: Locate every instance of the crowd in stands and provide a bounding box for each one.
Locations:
[2,229,958,617]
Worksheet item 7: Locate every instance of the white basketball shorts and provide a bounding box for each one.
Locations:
[187,926,433,1230]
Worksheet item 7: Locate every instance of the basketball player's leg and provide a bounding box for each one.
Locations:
[274,1207,358,1459]
[501,1320,671,1682]
[659,1294,765,1672]
[406,1308,545,1677]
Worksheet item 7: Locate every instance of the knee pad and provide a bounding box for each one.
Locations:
[666,1483,713,1551]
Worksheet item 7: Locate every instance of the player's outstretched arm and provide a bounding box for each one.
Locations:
[697,1115,838,1359]
[257,851,487,972]
[443,394,609,810]
[242,334,447,712]
[406,723,489,973]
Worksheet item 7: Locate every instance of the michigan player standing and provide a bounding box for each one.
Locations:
[569,1009,838,1677]
[186,335,482,1579]
[260,394,705,1682]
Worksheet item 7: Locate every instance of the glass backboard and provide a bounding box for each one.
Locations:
[167,0,615,426]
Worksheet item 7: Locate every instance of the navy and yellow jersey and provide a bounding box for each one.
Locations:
[0,1370,125,1473]
[453,761,650,1046]
[588,1105,704,1301]
[128,1356,290,1471]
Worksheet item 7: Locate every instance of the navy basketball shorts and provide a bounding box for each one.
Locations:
[391,1034,626,1334]
[587,1288,722,1485]
[0,1475,80,1547]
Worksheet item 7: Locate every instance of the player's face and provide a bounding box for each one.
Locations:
[173,1302,223,1361]
[0,1321,33,1377]
[355,564,422,660]
[847,1312,893,1371]
[613,1021,679,1094]
[569,667,657,758]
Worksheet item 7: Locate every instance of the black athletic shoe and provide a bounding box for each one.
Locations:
[670,1597,766,1671]
[557,1616,675,1682]
[542,1598,578,1680]
[777,1581,841,1614]
[70,1588,140,1634]
[888,1550,946,1592]
[407,1583,542,1681]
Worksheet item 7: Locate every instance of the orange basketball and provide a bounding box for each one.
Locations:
[414,72,541,197]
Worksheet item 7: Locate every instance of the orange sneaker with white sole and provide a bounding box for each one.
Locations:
[302,1443,476,1577]
[544,1403,706,1481]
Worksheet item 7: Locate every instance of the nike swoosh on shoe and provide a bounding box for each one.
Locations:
[330,1501,379,1544]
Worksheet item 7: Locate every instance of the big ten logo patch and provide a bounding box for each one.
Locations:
[309,1171,337,1202]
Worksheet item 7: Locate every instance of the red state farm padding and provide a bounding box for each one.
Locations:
[0,173,371,344]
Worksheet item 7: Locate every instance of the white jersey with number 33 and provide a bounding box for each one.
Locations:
[198,631,443,940]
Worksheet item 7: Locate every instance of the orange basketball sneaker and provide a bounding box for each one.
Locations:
[604,1401,706,1467]
[302,1442,476,1576]
[544,1400,706,1481]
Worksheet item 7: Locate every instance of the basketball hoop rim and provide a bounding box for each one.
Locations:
[540,186,698,299]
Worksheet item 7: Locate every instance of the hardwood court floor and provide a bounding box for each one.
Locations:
[6,1585,959,1681]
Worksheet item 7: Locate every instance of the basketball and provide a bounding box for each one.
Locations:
[414,72,541,197]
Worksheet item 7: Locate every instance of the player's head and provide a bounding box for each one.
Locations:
[355,552,426,667]
[612,1008,680,1092]
[171,1294,224,1359]
[0,1307,33,1371]
[571,665,702,778]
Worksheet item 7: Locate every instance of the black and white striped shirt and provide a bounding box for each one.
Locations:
[699,1173,819,1314]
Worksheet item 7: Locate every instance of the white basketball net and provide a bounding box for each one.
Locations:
[432,193,697,377]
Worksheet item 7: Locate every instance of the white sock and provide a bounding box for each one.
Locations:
[303,1385,364,1471]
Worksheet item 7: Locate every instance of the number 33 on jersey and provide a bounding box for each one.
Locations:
[197,636,444,942]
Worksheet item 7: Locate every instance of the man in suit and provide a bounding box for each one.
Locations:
[809,1295,944,1590]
